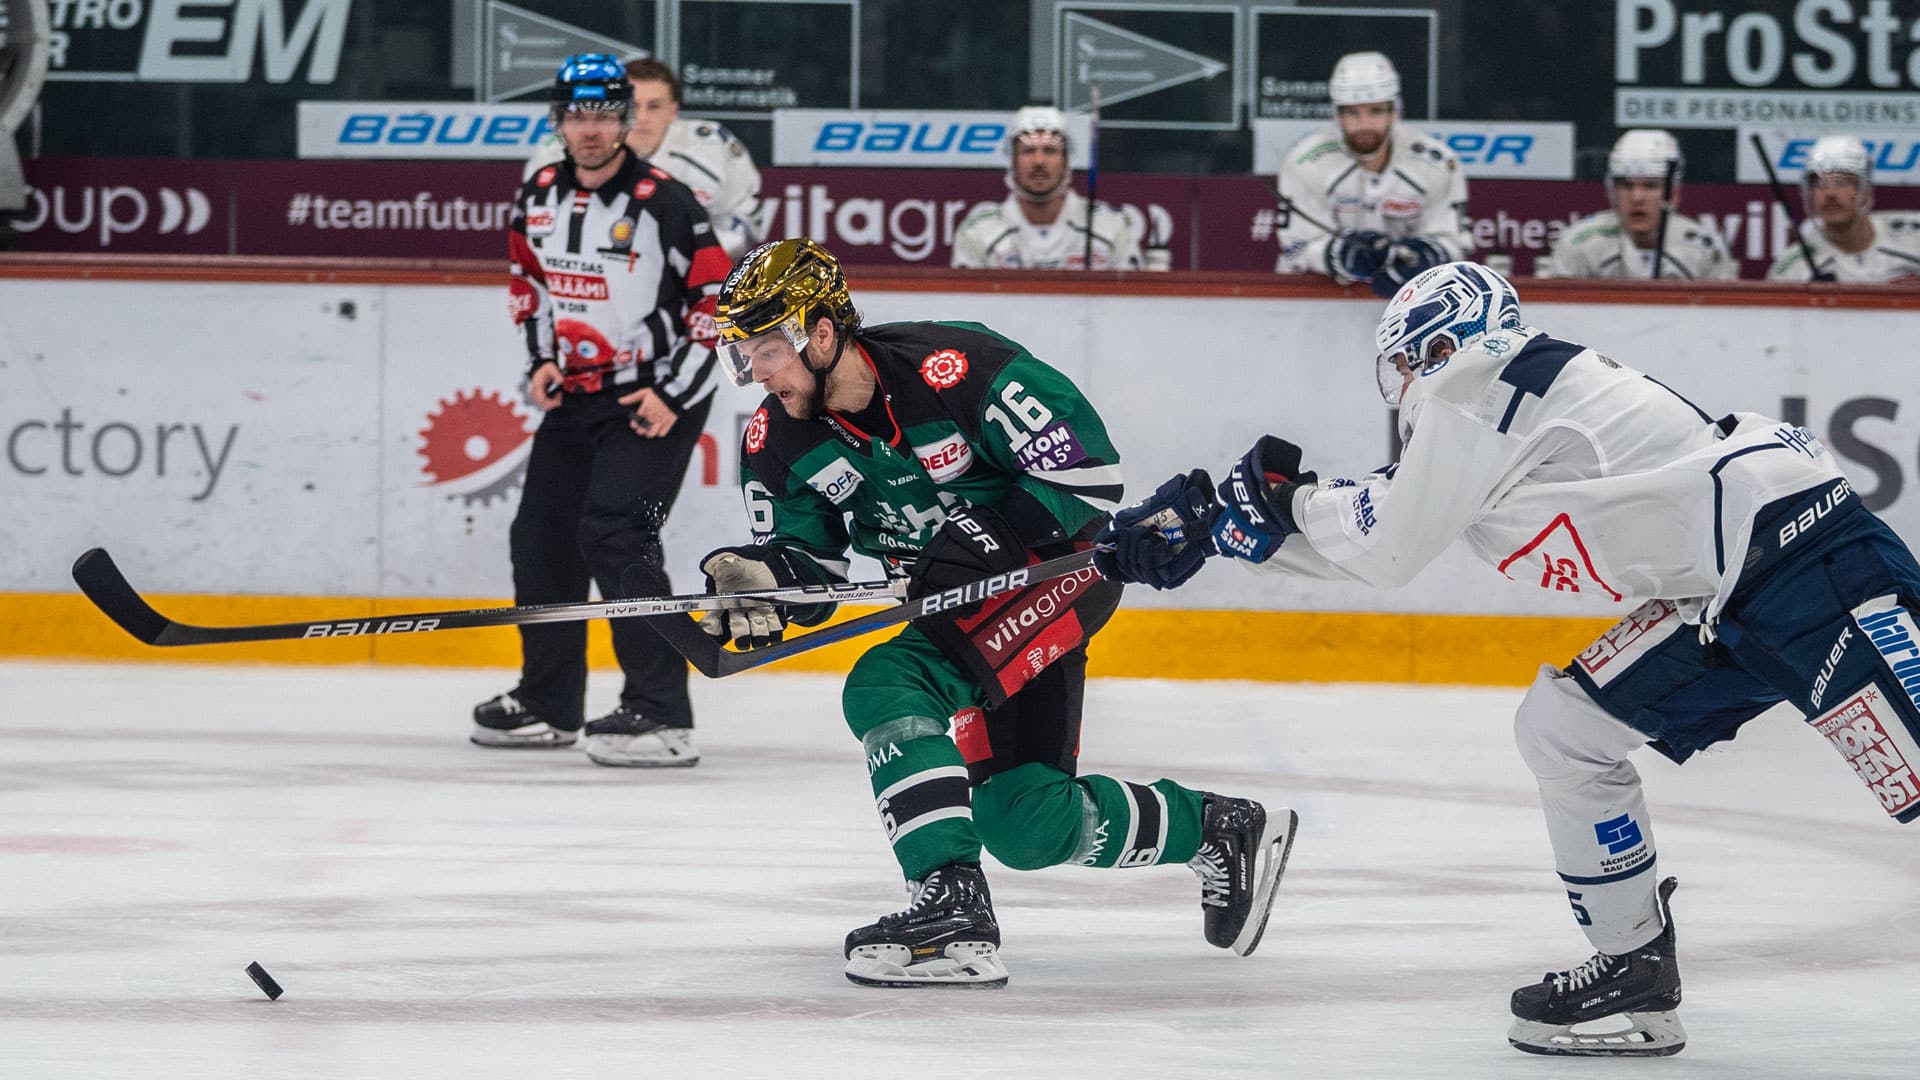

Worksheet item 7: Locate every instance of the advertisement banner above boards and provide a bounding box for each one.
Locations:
[298,103,555,159]
[1055,4,1240,130]
[1738,127,1920,186]
[1250,5,1437,121]
[12,157,1920,275]
[1614,0,1920,130]
[41,0,355,83]
[772,110,1093,168]
[675,0,857,117]
[1251,120,1576,180]
[478,0,655,102]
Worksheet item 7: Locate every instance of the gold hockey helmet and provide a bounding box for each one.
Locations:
[714,238,859,386]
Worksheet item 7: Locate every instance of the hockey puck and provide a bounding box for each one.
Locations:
[245,961,284,1001]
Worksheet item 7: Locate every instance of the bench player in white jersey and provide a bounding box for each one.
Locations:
[949,106,1148,271]
[525,58,763,261]
[1096,262,1920,1057]
[1768,135,1920,284]
[1273,51,1473,297]
[1542,130,1737,281]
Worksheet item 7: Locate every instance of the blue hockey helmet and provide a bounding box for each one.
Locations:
[1373,261,1522,405]
[550,54,633,121]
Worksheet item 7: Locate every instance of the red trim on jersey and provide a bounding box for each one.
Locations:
[508,230,545,284]
[825,343,904,447]
[688,245,732,291]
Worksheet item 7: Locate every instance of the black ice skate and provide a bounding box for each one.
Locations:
[470,692,577,748]
[843,862,1007,988]
[1188,793,1298,957]
[1508,876,1685,1057]
[582,705,699,768]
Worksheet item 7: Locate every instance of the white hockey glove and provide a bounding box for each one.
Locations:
[697,546,835,649]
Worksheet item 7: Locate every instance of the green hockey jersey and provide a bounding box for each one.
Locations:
[734,320,1123,585]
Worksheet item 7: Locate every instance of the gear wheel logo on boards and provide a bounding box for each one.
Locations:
[416,388,535,506]
[920,349,968,390]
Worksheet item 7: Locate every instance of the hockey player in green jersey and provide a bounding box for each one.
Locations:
[697,238,1297,987]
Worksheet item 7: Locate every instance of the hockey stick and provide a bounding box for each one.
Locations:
[642,548,1101,678]
[1650,158,1677,280]
[1749,132,1834,282]
[69,547,901,648]
[1083,83,1100,270]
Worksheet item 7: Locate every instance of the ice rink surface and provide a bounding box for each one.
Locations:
[2,660,1915,1079]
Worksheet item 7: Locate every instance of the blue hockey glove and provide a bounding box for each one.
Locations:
[1327,229,1392,284]
[1093,469,1219,590]
[1210,436,1316,564]
[1369,237,1450,298]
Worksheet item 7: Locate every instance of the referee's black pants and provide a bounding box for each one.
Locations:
[507,385,711,730]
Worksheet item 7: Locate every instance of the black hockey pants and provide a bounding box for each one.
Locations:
[508,386,711,729]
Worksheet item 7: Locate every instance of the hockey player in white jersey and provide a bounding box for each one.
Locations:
[1768,135,1920,284]
[524,58,763,260]
[1096,262,1920,1056]
[1542,130,1736,280]
[949,106,1148,271]
[1273,51,1473,297]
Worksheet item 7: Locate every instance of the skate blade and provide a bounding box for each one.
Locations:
[469,724,578,748]
[1231,807,1299,957]
[1508,1011,1687,1057]
[582,733,700,768]
[844,942,1008,989]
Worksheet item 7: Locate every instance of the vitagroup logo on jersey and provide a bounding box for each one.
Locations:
[1738,128,1920,186]
[773,110,1093,168]
[1615,0,1920,129]
[1250,120,1574,179]
[296,103,555,159]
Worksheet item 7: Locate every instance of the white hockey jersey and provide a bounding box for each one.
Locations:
[1766,212,1920,283]
[950,190,1142,270]
[1274,126,1474,276]
[526,117,764,260]
[1261,328,1848,625]
[1540,210,1737,280]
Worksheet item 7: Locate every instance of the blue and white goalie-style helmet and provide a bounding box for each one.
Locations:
[1372,261,1523,405]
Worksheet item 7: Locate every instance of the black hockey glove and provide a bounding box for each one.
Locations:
[1327,229,1392,284]
[1093,469,1219,590]
[906,505,1028,612]
[698,545,837,649]
[1210,436,1317,565]
[1370,237,1450,298]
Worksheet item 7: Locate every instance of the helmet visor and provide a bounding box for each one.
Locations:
[719,313,809,387]
[1375,335,1453,406]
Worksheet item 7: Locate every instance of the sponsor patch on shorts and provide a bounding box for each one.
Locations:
[1809,681,1920,820]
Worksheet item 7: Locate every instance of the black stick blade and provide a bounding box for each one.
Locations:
[72,549,172,645]
[642,613,730,678]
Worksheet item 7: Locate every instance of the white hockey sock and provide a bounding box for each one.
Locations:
[1515,666,1664,955]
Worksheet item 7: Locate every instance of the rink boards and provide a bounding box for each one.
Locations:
[3,267,1916,683]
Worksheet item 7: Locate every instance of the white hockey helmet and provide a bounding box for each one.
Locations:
[1802,134,1874,211]
[1607,129,1683,183]
[1007,105,1072,200]
[1373,262,1523,406]
[1328,51,1400,107]
[1009,106,1070,151]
